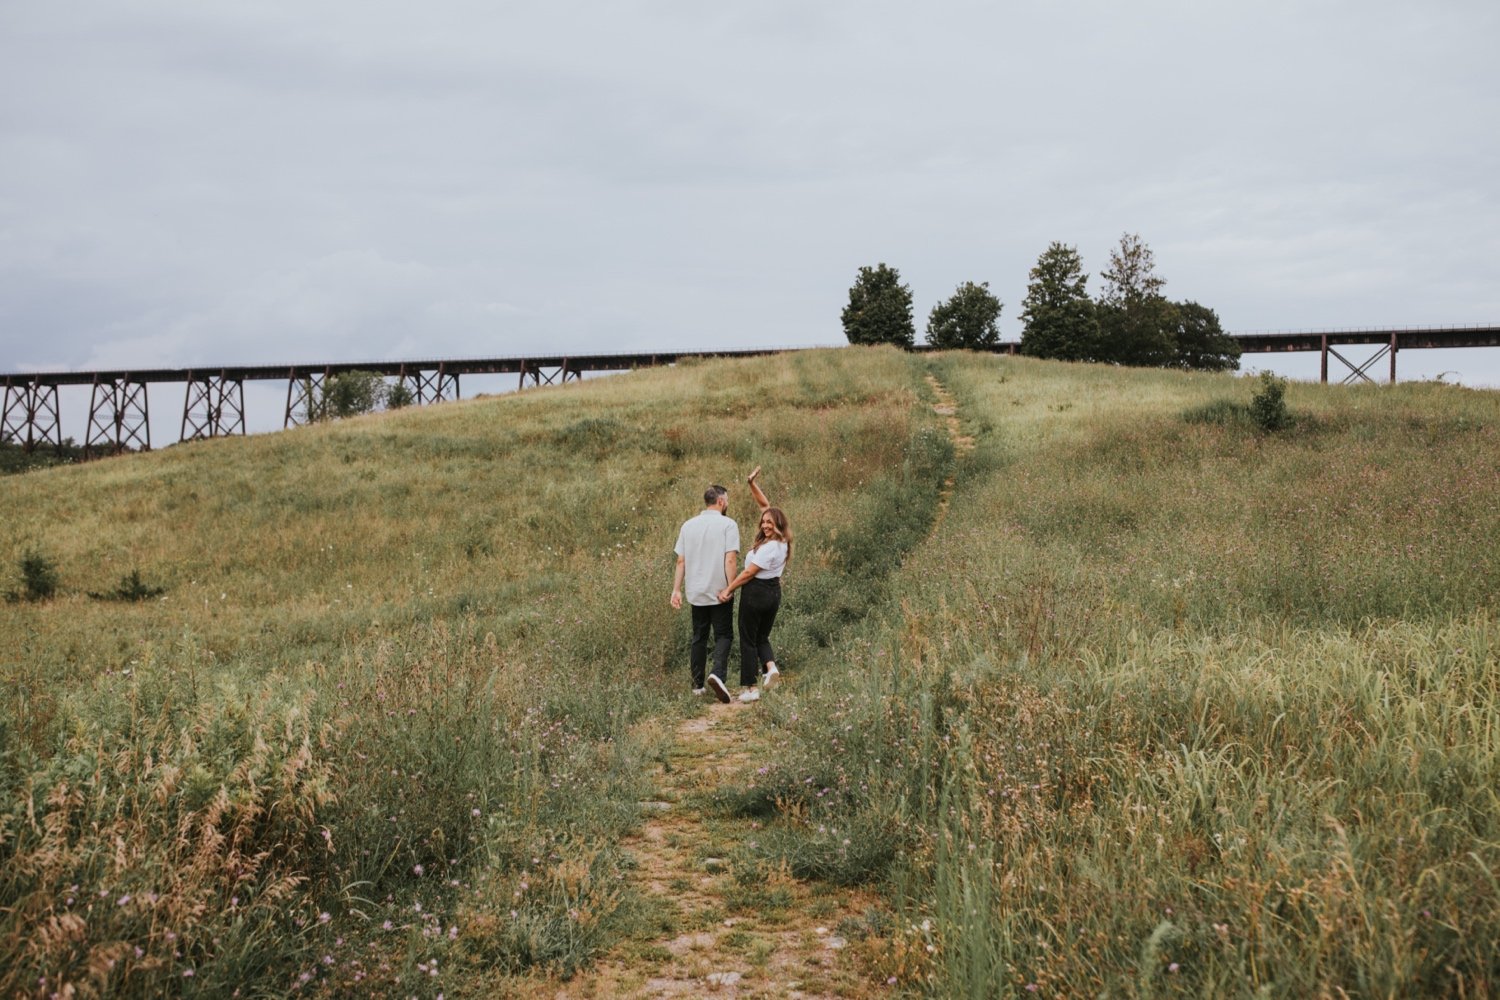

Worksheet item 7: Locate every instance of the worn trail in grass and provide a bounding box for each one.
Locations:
[542,374,971,998]
[541,696,884,999]
[924,373,974,527]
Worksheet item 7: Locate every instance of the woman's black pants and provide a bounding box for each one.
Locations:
[737,577,781,686]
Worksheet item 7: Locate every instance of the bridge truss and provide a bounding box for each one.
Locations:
[1,330,1495,457]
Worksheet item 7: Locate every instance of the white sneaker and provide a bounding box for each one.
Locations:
[739,688,761,703]
[763,664,781,690]
[692,687,706,696]
[706,675,731,703]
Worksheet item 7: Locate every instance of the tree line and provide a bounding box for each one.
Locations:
[841,232,1241,372]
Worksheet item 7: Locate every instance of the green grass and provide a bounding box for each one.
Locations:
[0,346,937,997]
[4,346,1497,997]
[741,354,1500,998]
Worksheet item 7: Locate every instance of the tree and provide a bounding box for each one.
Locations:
[1097,232,1176,366]
[385,380,415,410]
[1019,242,1100,361]
[841,263,915,347]
[925,281,1002,349]
[303,370,390,422]
[1170,300,1241,372]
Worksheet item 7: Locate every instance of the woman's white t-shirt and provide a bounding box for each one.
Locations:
[747,539,788,579]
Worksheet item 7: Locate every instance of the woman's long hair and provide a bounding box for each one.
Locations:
[750,506,792,561]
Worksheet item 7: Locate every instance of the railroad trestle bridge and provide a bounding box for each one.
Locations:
[0,350,782,457]
[3,325,1497,458]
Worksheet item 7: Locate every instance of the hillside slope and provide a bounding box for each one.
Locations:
[1,347,949,998]
[4,348,1498,998]
[742,353,1500,997]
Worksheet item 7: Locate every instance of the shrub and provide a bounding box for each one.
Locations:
[8,549,60,602]
[1250,371,1290,431]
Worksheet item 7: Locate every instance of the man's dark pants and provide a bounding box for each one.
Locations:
[690,600,734,689]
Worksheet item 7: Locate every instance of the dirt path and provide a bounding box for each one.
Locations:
[544,700,887,999]
[536,375,970,998]
[925,372,975,527]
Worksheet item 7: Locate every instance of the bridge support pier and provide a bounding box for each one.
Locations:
[86,376,151,458]
[400,363,459,405]
[283,368,328,428]
[518,359,581,389]
[1321,336,1398,386]
[2,378,63,454]
[182,371,246,441]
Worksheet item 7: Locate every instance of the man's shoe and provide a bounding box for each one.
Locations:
[692,687,706,696]
[706,675,731,703]
[739,688,761,703]
[763,664,781,690]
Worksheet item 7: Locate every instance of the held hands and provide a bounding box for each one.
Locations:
[717,587,733,603]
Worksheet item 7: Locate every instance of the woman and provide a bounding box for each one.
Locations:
[718,466,790,703]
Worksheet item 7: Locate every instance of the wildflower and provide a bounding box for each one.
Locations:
[471,808,481,817]
[1168,963,1180,973]
[183,969,195,978]
[413,864,424,876]
[318,911,331,923]
[117,895,131,906]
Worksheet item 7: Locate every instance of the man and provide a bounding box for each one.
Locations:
[671,484,740,703]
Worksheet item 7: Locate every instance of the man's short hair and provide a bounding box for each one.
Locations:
[704,485,728,506]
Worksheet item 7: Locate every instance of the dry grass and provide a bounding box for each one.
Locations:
[0,347,936,998]
[7,345,1496,997]
[748,352,1500,997]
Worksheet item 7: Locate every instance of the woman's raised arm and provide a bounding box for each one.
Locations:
[747,466,772,512]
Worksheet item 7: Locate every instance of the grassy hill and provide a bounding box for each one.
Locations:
[2,347,1496,997]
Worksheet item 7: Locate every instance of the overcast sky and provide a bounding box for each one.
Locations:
[4,0,1499,409]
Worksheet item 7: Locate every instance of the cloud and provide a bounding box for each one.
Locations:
[1,0,1497,387]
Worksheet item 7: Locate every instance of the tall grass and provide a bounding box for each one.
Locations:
[8,346,1496,995]
[742,354,1500,997]
[0,347,934,997]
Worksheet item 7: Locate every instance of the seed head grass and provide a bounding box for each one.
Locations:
[737,352,1500,998]
[5,346,1496,997]
[0,346,931,997]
